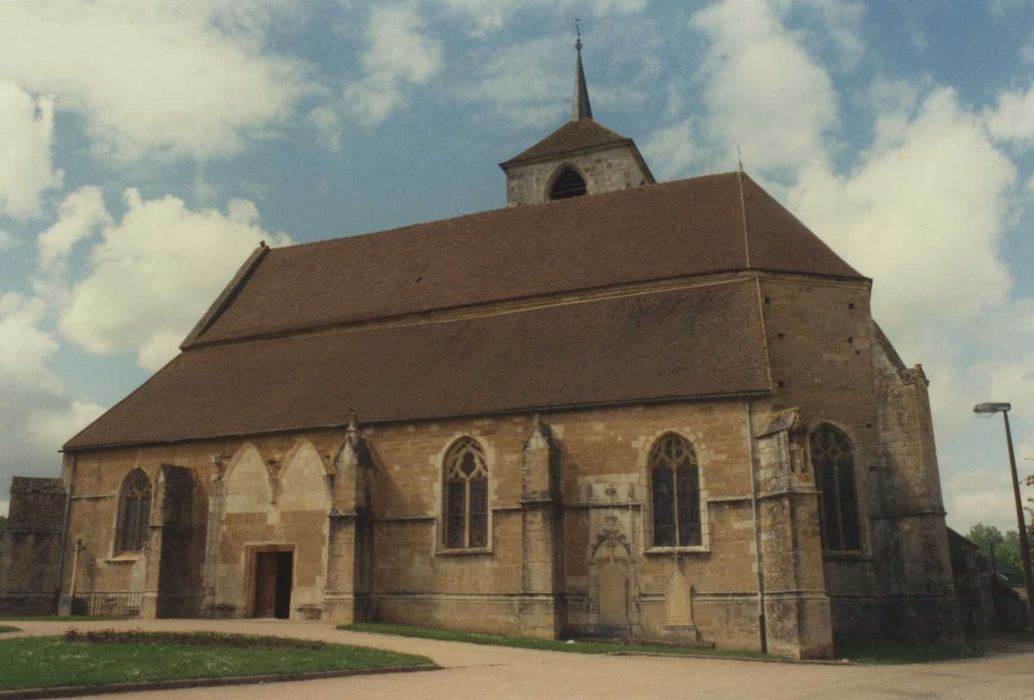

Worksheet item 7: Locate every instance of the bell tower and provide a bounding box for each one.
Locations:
[499,36,654,207]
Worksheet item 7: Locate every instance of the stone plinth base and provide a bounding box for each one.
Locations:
[663,624,701,642]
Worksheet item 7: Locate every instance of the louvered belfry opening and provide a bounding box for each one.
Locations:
[550,167,587,200]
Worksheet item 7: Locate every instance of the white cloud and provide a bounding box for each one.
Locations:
[590,0,649,13]
[986,83,1034,148]
[946,467,1031,534]
[642,120,697,181]
[690,0,838,175]
[775,0,865,68]
[461,36,569,127]
[0,1,315,162]
[789,88,1016,340]
[29,400,105,458]
[0,79,62,219]
[0,293,60,393]
[439,0,509,34]
[440,0,649,35]
[989,0,1028,18]
[0,293,101,494]
[343,5,443,125]
[308,106,342,152]
[37,187,111,270]
[58,189,291,370]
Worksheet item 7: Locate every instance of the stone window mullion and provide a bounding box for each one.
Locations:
[442,437,489,550]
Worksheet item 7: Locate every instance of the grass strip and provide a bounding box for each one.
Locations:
[0,631,434,691]
[340,622,770,659]
[837,639,982,665]
[0,626,18,634]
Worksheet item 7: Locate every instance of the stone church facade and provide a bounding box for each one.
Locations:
[0,47,959,659]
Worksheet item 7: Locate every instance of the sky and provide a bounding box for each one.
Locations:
[1,0,1033,534]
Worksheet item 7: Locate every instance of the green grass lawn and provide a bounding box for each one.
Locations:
[837,639,982,665]
[0,625,18,634]
[0,630,434,691]
[339,622,770,660]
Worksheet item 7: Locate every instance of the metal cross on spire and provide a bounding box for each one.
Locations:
[571,19,593,121]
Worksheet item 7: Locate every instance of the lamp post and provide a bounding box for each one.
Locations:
[974,402,1034,628]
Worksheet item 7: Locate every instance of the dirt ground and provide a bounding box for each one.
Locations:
[6,618,1034,699]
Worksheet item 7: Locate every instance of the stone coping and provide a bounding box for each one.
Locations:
[0,663,440,700]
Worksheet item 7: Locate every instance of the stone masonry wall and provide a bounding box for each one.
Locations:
[58,398,833,653]
[40,271,958,654]
[759,275,959,643]
[760,277,883,627]
[504,143,651,206]
[866,326,959,640]
[0,477,66,615]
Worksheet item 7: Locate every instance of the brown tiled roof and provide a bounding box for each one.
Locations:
[185,172,863,347]
[500,118,631,167]
[65,282,770,449]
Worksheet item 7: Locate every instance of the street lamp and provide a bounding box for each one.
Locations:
[974,401,1034,628]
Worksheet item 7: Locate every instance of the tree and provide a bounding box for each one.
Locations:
[968,522,1032,584]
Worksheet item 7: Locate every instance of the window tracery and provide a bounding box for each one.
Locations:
[117,469,152,553]
[810,424,861,551]
[444,437,488,549]
[650,434,701,547]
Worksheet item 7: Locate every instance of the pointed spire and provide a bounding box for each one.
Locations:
[571,25,592,122]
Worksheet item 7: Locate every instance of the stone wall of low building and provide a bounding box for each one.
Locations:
[0,477,66,615]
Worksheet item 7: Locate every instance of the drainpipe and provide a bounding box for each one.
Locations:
[68,539,83,609]
[55,452,77,615]
[745,400,767,653]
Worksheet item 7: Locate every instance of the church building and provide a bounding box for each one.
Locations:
[0,43,960,659]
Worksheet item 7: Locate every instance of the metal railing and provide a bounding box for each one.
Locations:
[71,591,143,618]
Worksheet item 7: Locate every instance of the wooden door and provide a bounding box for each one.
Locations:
[253,552,277,617]
[274,551,293,619]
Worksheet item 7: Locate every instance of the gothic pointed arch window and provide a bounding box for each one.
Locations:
[549,166,587,200]
[809,424,861,551]
[650,434,702,547]
[116,469,152,553]
[443,437,488,549]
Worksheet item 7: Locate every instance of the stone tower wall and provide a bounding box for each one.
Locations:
[504,143,651,207]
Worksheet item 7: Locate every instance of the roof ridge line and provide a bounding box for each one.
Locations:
[267,172,741,254]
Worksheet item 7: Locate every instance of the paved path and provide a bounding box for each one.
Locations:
[6,619,1034,699]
